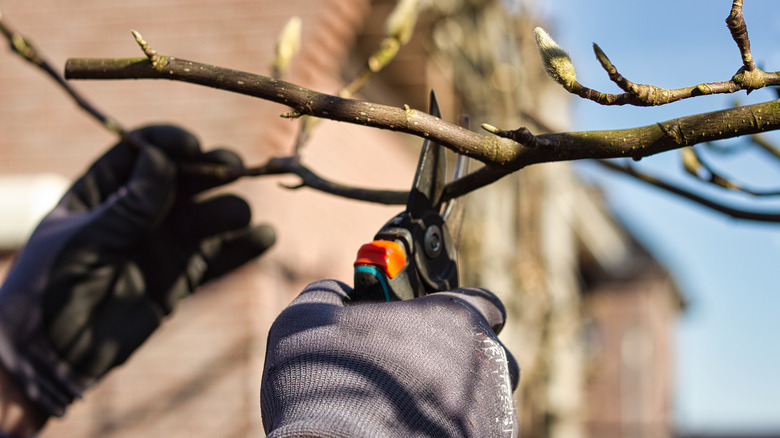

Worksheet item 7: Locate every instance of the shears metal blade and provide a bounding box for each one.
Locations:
[353,91,464,302]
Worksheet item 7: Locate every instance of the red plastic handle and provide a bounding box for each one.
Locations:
[354,240,406,279]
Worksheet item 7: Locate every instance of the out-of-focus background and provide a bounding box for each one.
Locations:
[0,1,776,437]
[541,1,780,436]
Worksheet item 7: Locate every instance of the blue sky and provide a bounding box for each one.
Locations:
[538,1,780,433]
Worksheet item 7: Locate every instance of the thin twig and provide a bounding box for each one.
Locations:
[591,43,747,105]
[0,14,247,183]
[684,147,780,196]
[751,134,780,160]
[291,1,420,155]
[597,159,780,222]
[726,0,755,72]
[0,11,130,140]
[0,17,410,202]
[243,156,408,204]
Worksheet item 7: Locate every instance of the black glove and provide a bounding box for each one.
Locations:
[261,280,519,438]
[0,125,275,416]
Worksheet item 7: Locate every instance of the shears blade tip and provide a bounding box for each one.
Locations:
[407,91,447,215]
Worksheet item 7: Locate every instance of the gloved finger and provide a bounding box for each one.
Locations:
[133,128,246,197]
[64,125,199,211]
[169,194,252,241]
[432,288,508,335]
[264,280,352,346]
[198,223,277,283]
[75,145,177,248]
[178,148,245,196]
[65,140,138,211]
[288,279,354,308]
[127,124,202,161]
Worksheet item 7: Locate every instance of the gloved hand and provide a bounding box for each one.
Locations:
[0,125,276,417]
[261,280,519,438]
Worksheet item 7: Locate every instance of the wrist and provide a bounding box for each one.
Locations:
[0,365,48,437]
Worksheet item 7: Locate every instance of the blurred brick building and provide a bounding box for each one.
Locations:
[0,1,682,437]
[1,1,415,436]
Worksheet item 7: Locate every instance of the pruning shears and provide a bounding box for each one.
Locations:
[353,91,467,302]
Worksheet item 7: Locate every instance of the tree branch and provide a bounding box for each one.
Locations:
[0,13,412,205]
[242,156,408,204]
[750,133,780,161]
[681,146,780,197]
[0,11,129,139]
[534,0,780,107]
[597,159,780,222]
[65,53,780,169]
[14,5,780,214]
[65,55,521,165]
[726,0,755,72]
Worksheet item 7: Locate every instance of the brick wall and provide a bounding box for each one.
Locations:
[583,275,678,438]
[0,1,422,436]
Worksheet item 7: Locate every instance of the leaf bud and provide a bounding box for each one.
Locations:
[272,16,302,75]
[534,27,577,88]
[386,0,419,44]
[681,147,702,177]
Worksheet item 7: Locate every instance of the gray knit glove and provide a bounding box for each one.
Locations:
[0,125,275,416]
[261,279,519,438]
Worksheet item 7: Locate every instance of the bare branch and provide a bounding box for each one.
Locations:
[441,165,511,201]
[551,39,780,107]
[591,43,744,106]
[292,0,420,154]
[597,159,780,222]
[726,0,755,72]
[242,156,408,204]
[65,55,520,165]
[10,7,780,212]
[0,11,129,140]
[342,0,419,99]
[751,134,780,161]
[681,147,780,196]
[535,1,780,107]
[64,52,780,170]
[0,14,410,203]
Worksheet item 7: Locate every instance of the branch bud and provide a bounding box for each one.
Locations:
[681,147,702,177]
[534,27,577,88]
[272,16,302,76]
[481,123,500,134]
[386,0,419,44]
